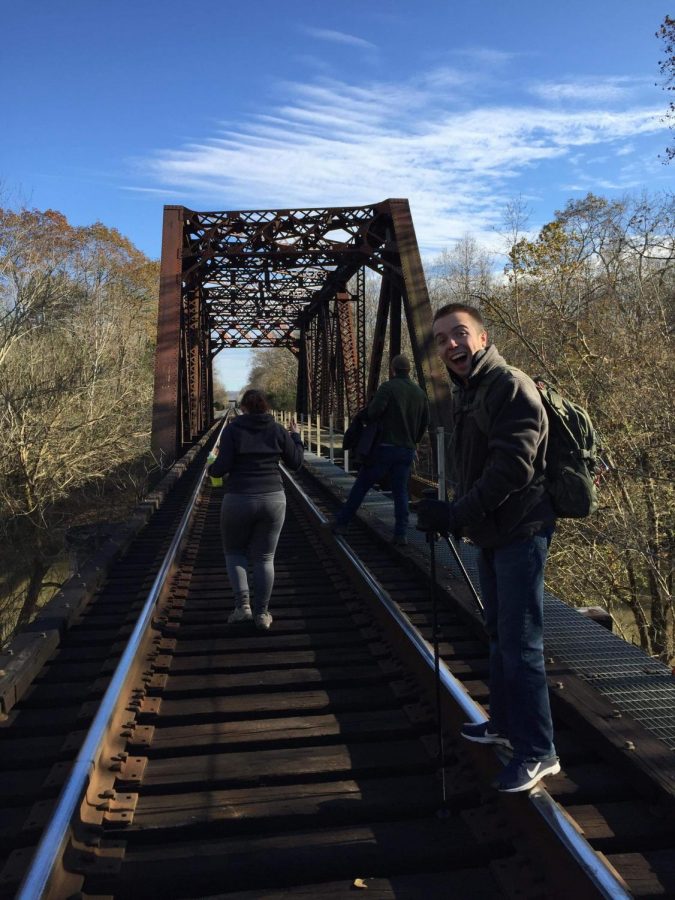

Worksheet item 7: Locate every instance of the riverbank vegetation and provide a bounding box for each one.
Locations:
[0,206,159,638]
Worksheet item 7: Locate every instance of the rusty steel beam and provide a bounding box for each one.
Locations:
[313,303,332,421]
[151,206,185,465]
[151,199,447,465]
[366,274,391,401]
[389,286,402,361]
[336,291,363,417]
[295,327,309,416]
[185,288,201,442]
[388,199,451,430]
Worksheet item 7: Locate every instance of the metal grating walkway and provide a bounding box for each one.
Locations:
[306,454,675,752]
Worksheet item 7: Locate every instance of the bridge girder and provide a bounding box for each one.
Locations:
[151,199,450,466]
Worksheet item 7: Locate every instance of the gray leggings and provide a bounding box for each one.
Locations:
[220,491,286,614]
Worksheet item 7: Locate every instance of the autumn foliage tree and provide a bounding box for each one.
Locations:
[246,348,298,409]
[472,193,674,660]
[0,207,158,635]
[212,370,229,409]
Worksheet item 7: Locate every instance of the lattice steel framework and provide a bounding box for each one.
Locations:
[151,199,450,464]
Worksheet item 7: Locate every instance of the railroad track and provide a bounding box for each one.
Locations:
[1,450,674,898]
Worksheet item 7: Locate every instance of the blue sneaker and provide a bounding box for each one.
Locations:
[460,721,512,749]
[493,755,561,793]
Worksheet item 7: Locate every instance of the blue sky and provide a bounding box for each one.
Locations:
[3,0,671,388]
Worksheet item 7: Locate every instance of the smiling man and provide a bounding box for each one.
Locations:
[416,303,559,793]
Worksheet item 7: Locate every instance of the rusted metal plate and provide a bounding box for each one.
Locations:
[102,793,139,827]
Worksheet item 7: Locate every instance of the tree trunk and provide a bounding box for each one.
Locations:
[15,558,50,629]
[641,452,673,660]
[624,552,652,655]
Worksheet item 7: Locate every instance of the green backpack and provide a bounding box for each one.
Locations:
[468,371,599,519]
[533,378,599,518]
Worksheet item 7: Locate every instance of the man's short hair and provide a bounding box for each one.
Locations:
[432,303,485,328]
[390,354,411,374]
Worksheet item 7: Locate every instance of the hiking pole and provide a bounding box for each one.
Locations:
[421,488,448,815]
[442,534,485,617]
[434,425,482,617]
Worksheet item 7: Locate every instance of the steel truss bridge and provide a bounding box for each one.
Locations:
[151,198,450,465]
[3,199,675,896]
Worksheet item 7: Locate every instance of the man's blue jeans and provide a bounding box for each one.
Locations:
[478,526,556,761]
[335,444,415,537]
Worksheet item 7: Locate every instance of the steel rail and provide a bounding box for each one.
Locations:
[283,466,632,900]
[17,424,227,900]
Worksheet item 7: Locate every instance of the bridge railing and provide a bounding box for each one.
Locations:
[272,409,439,490]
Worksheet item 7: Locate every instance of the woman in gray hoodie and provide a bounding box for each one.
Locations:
[208,389,303,630]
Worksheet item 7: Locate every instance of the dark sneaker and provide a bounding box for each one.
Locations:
[460,721,512,748]
[493,755,561,793]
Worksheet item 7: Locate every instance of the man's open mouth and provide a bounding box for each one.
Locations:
[450,351,468,364]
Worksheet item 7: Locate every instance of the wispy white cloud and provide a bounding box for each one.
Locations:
[303,27,376,51]
[121,185,191,197]
[528,77,636,104]
[138,69,666,253]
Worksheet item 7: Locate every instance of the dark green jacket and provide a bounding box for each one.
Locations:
[367,375,429,449]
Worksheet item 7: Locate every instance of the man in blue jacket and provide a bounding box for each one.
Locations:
[416,304,559,793]
[333,355,429,545]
